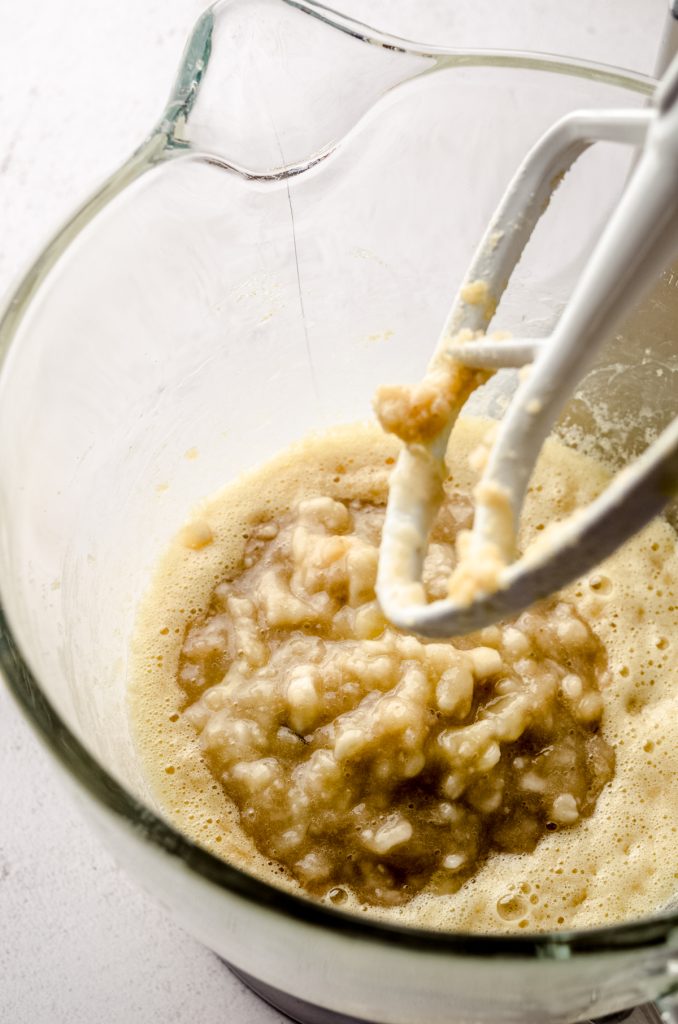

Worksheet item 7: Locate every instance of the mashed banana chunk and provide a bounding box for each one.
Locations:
[176,494,613,907]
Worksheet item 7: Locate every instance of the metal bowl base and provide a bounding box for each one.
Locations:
[224,961,652,1024]
[226,962,371,1023]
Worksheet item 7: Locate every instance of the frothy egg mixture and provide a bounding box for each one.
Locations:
[129,418,678,932]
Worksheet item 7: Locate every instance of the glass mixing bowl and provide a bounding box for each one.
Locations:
[1,2,677,1022]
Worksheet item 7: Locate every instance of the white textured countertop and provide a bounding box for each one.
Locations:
[0,2,668,1021]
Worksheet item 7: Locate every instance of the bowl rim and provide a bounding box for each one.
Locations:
[1,0,674,962]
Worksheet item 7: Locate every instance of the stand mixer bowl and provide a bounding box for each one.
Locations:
[1,2,677,1022]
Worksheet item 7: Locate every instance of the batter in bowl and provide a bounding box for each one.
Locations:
[129,418,678,932]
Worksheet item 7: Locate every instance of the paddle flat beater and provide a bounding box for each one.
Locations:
[376,55,678,638]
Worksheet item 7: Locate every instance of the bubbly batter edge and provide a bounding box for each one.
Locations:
[128,417,678,933]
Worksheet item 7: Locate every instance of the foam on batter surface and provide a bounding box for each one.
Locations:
[129,418,678,932]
